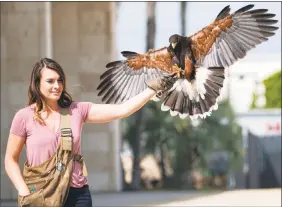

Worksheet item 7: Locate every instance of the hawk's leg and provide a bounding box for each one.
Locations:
[172,64,184,78]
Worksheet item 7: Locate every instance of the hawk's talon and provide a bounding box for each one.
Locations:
[172,64,183,78]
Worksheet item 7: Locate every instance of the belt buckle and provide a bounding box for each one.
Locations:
[61,128,72,137]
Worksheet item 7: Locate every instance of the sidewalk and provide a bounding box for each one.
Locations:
[0,190,214,207]
[157,188,281,206]
[1,188,281,207]
[92,190,214,207]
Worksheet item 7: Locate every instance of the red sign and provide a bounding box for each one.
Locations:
[266,122,280,132]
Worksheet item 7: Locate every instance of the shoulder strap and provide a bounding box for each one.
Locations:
[60,108,70,129]
[60,108,88,176]
[59,108,73,152]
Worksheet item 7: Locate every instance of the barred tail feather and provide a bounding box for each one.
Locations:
[156,66,226,119]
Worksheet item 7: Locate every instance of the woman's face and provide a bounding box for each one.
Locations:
[39,68,63,103]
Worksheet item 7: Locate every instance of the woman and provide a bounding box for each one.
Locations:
[4,58,175,207]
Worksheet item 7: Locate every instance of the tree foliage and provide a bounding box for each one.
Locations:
[250,70,281,109]
[196,100,243,172]
[122,99,243,189]
[263,70,281,108]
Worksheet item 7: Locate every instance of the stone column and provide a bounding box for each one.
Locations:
[52,2,121,192]
[1,2,121,200]
[1,2,50,199]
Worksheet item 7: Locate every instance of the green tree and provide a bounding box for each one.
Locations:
[250,70,281,109]
[142,101,199,189]
[264,70,281,108]
[196,100,243,173]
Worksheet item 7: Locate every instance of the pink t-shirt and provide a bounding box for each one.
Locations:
[10,101,92,188]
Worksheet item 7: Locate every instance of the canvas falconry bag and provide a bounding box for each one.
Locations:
[18,108,88,207]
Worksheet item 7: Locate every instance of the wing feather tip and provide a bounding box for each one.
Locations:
[161,103,170,111]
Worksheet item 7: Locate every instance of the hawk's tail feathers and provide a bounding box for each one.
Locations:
[154,67,227,120]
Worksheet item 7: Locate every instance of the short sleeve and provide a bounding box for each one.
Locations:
[10,109,27,139]
[76,102,92,122]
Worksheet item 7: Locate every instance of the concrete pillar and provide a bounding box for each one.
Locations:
[1,2,49,199]
[51,2,121,192]
[1,2,121,200]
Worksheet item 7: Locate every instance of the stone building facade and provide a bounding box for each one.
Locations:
[1,2,121,199]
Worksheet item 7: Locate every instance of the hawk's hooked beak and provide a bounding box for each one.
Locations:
[171,42,177,49]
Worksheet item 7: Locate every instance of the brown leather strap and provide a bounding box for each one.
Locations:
[73,155,83,162]
[73,155,88,177]
[60,108,71,131]
[59,108,73,152]
[60,109,88,176]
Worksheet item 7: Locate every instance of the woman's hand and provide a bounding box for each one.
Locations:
[18,187,30,207]
[5,134,30,198]
[18,187,30,197]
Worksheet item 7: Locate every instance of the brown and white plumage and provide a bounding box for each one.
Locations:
[97,4,278,119]
[190,4,278,68]
[97,48,178,104]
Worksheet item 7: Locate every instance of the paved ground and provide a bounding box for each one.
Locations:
[1,190,211,207]
[155,188,282,207]
[1,188,281,207]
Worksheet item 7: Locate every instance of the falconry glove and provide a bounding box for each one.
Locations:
[145,73,177,97]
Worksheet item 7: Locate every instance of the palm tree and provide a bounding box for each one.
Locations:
[130,1,157,191]
[181,2,186,36]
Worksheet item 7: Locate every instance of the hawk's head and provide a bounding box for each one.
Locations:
[169,34,182,49]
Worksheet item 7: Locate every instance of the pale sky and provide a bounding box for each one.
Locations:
[116,2,281,113]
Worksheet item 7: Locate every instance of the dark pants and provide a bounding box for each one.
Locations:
[64,185,92,207]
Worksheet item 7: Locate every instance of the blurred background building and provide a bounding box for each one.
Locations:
[1,2,122,200]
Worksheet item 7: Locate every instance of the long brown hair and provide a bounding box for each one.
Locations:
[27,58,72,123]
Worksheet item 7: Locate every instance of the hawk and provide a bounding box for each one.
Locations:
[97,4,278,119]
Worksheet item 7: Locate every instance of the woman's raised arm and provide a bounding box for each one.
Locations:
[85,88,155,123]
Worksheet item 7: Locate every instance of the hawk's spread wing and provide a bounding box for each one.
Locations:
[97,47,177,104]
[190,4,278,68]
